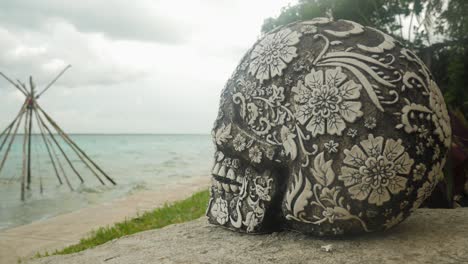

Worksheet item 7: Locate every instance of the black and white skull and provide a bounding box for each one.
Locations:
[207,18,451,236]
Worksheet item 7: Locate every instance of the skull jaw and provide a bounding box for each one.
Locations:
[206,152,286,234]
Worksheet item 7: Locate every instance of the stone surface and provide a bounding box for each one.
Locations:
[27,209,468,264]
[208,17,452,235]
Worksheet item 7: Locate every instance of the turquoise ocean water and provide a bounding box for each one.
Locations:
[0,134,213,230]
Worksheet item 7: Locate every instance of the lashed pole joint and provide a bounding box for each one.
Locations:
[0,65,116,200]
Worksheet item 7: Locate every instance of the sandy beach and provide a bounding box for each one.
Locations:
[0,176,209,264]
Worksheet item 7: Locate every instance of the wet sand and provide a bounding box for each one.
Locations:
[0,176,209,264]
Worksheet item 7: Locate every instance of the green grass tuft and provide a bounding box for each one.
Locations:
[36,190,209,257]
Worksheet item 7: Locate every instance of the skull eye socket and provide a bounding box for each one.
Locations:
[213,123,288,172]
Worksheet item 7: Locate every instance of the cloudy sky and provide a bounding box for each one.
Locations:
[0,0,295,134]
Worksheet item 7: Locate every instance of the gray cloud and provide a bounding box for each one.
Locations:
[0,0,189,44]
[0,25,148,90]
[0,0,294,133]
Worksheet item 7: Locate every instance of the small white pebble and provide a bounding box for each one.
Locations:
[321,244,333,252]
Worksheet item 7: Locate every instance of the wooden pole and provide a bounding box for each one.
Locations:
[36,65,71,98]
[21,104,30,201]
[35,109,85,184]
[0,72,29,96]
[49,139,74,191]
[36,108,106,185]
[37,106,116,185]
[40,116,74,191]
[0,123,14,153]
[56,129,106,185]
[0,107,27,177]
[0,120,15,142]
[26,77,35,190]
[33,109,63,185]
[26,107,33,190]
[34,109,73,190]
[0,102,27,152]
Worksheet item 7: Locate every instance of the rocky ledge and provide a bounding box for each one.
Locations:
[28,209,468,264]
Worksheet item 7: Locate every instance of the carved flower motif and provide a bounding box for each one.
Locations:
[426,136,435,147]
[249,28,301,82]
[233,134,247,152]
[301,24,317,34]
[244,203,265,233]
[231,159,240,169]
[347,128,358,138]
[249,145,263,163]
[211,197,229,225]
[364,116,377,129]
[236,77,257,99]
[412,163,427,181]
[339,134,414,206]
[431,159,445,182]
[428,80,451,148]
[416,142,425,156]
[324,140,339,153]
[293,67,363,137]
[254,175,273,201]
[411,160,444,211]
[412,181,435,211]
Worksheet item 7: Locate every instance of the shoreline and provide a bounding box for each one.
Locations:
[0,175,210,264]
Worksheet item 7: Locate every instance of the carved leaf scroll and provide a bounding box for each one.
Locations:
[311,152,335,187]
[280,126,297,160]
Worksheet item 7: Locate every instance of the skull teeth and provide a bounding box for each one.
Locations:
[235,175,243,184]
[211,158,242,193]
[222,183,231,192]
[211,175,241,193]
[212,162,221,175]
[222,182,241,193]
[218,165,227,177]
[230,185,239,192]
[226,168,236,181]
[216,180,223,191]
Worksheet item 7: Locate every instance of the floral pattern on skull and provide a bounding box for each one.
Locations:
[428,80,452,148]
[292,67,363,137]
[248,28,301,82]
[210,197,229,225]
[412,159,445,211]
[208,18,451,236]
[339,134,414,206]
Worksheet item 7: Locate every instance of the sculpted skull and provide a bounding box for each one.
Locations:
[207,18,451,236]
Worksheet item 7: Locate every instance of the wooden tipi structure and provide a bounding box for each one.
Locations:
[0,66,116,200]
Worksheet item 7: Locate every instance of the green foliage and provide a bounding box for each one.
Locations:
[34,190,210,257]
[262,0,467,117]
[262,0,409,36]
[446,51,467,110]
